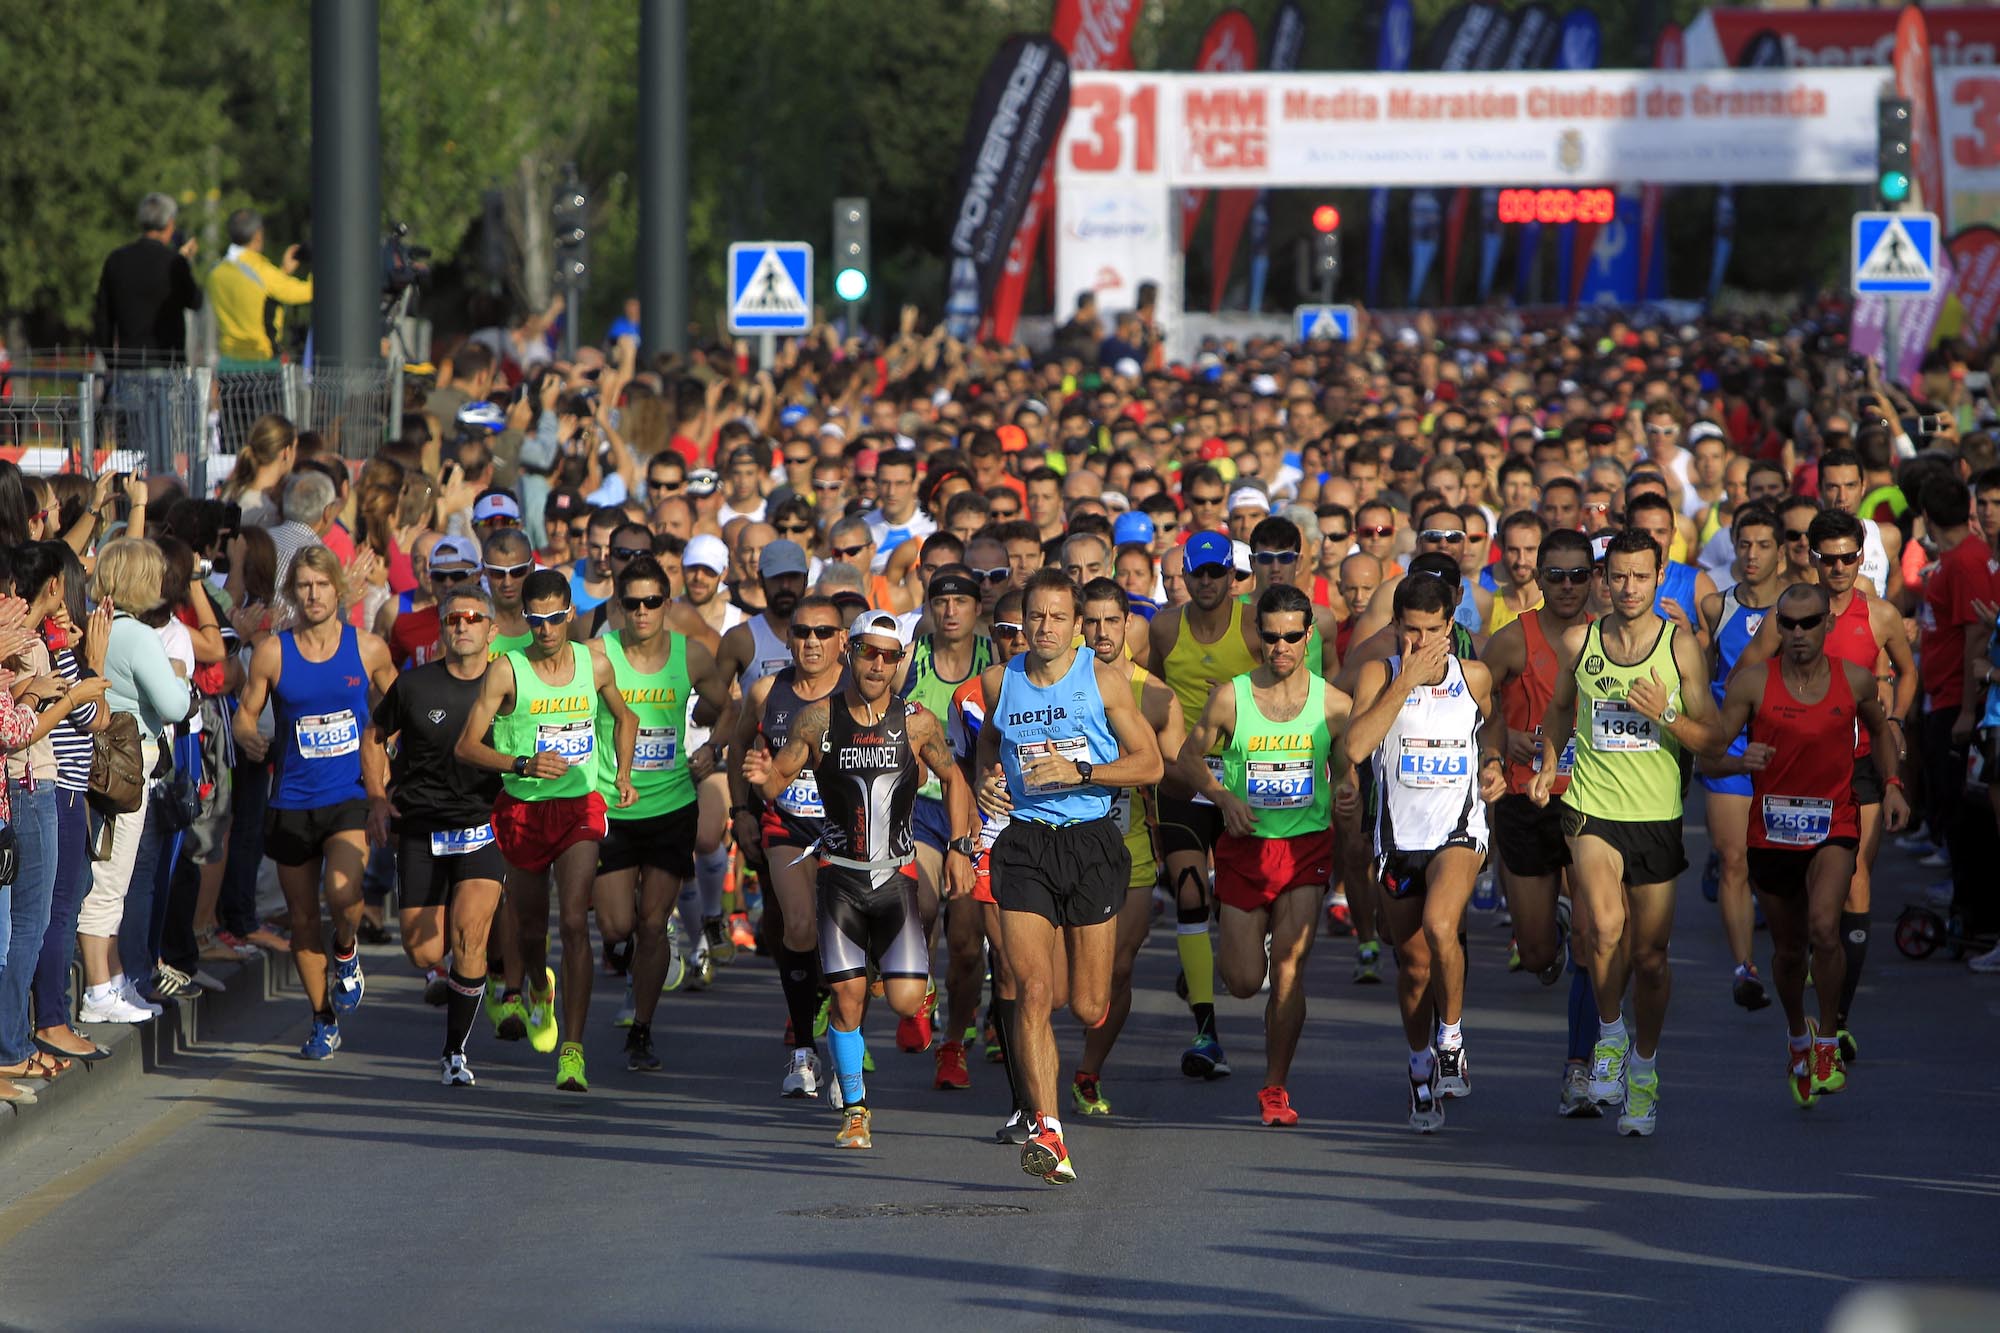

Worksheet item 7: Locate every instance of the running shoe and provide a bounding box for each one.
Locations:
[1021,1119,1075,1183]
[555,1041,588,1092]
[1732,963,1772,1012]
[1558,1063,1601,1118]
[1837,1027,1859,1064]
[526,969,559,1054]
[1810,1040,1847,1097]
[1071,1071,1111,1117]
[1892,831,1934,855]
[862,1044,875,1074]
[1325,894,1353,937]
[1788,1046,1816,1108]
[662,920,688,992]
[1408,1062,1444,1134]
[299,1015,341,1061]
[117,977,164,1017]
[483,976,506,1029]
[683,937,713,993]
[625,1023,662,1072]
[994,1109,1032,1144]
[897,983,938,1054]
[492,992,530,1042]
[1258,1085,1299,1127]
[213,929,263,960]
[1353,940,1382,985]
[1917,846,1951,870]
[982,1017,1003,1063]
[441,1053,476,1087]
[782,1047,823,1098]
[728,912,757,952]
[835,1106,872,1150]
[1181,1033,1230,1080]
[1588,1032,1630,1106]
[330,950,365,1014]
[704,916,736,966]
[934,1040,970,1090]
[1967,940,2000,974]
[812,994,831,1041]
[355,916,391,946]
[1618,1066,1660,1136]
[613,981,635,1029]
[828,1073,845,1112]
[1436,1044,1470,1098]
[423,967,450,1007]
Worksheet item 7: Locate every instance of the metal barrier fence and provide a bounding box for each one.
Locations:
[0,352,397,489]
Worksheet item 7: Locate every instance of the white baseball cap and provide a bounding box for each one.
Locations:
[1228,486,1271,515]
[848,608,909,648]
[683,533,728,574]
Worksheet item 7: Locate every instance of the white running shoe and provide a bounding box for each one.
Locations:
[118,977,165,1016]
[79,991,157,1024]
[782,1047,823,1098]
[613,980,635,1028]
[440,1053,476,1086]
[1967,941,2000,974]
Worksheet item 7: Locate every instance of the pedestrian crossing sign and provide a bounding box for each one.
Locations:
[1293,304,1356,343]
[728,242,814,333]
[1851,212,1940,297]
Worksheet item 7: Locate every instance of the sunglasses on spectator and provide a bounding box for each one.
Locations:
[994,621,1025,638]
[775,522,814,537]
[1260,629,1309,644]
[1252,550,1298,566]
[525,609,571,628]
[648,478,683,493]
[830,543,869,561]
[1189,493,1225,508]
[609,545,651,561]
[484,562,533,579]
[1541,567,1592,586]
[620,594,667,611]
[1358,525,1394,539]
[1187,563,1232,580]
[991,507,1021,520]
[1645,424,1678,436]
[1320,529,1350,544]
[792,623,841,641]
[431,568,475,585]
[1420,529,1466,544]
[1777,612,1825,631]
[971,567,1011,585]
[443,611,489,628]
[1813,549,1861,567]
[851,642,905,665]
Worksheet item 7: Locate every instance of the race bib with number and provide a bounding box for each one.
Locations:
[632,725,678,772]
[295,710,360,759]
[777,770,824,819]
[1590,699,1658,752]
[1246,758,1315,808]
[1397,737,1470,789]
[1761,796,1833,847]
[1193,754,1227,806]
[430,824,495,856]
[535,719,595,766]
[1111,788,1133,833]
[1018,736,1092,796]
[1530,727,1577,776]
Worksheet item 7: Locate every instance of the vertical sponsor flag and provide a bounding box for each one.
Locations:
[1441,8,1515,305]
[1181,7,1260,272]
[1242,1,1306,312]
[1636,23,1683,301]
[1708,28,1782,301]
[1896,5,1946,224]
[1366,0,1415,308]
[1409,3,1492,306]
[1484,3,1558,302]
[944,36,1072,340]
[1553,8,1603,305]
[1950,226,2000,340]
[985,0,1141,344]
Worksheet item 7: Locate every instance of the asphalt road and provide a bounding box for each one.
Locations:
[2,825,1997,1333]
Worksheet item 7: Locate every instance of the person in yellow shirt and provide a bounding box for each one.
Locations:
[208,209,313,370]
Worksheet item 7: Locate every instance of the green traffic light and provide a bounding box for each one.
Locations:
[834,267,868,302]
[1879,169,1911,204]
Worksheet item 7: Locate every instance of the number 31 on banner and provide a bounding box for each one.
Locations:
[1068,82,1159,176]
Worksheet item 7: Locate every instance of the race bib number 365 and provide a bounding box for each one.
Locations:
[633,726,678,772]
[1590,699,1657,752]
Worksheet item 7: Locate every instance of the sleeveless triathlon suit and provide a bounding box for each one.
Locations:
[812,695,927,985]
[759,666,845,850]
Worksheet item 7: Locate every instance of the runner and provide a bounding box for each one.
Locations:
[1149,529,1260,1078]
[1530,529,1723,1136]
[1346,575,1504,1134]
[1180,583,1351,1127]
[1731,508,1914,1063]
[1710,583,1909,1105]
[1816,445,1902,600]
[977,568,1165,1182]
[381,532,468,668]
[895,565,994,1077]
[454,569,638,1091]
[233,547,398,1059]
[364,583,506,1084]
[742,610,974,1151]
[1478,526,1603,1115]
[675,532,746,980]
[716,538,810,691]
[1069,578,1185,1119]
[1695,504,1786,1011]
[1485,512,1548,636]
[730,593,847,1098]
[481,527,537,659]
[591,555,731,1072]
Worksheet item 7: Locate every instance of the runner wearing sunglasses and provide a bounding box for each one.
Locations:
[673,532,748,982]
[383,532,475,669]
[1350,506,1491,646]
[716,538,812,693]
[479,527,537,660]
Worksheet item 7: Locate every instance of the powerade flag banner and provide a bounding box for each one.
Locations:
[1408,3,1497,306]
[1442,7,1516,305]
[1180,9,1259,255]
[985,0,1140,343]
[1366,0,1415,308]
[1896,5,1945,222]
[1709,27,1783,301]
[1950,226,2000,340]
[1241,0,1306,313]
[944,35,1071,340]
[1482,3,1557,302]
[1551,8,1602,304]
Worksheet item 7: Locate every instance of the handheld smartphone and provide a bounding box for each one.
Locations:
[1918,413,1949,435]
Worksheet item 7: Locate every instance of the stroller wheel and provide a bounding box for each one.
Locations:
[1895,906,1944,960]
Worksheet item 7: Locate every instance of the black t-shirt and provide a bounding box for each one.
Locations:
[373,661,501,834]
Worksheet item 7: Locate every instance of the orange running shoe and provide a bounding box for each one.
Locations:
[1258,1085,1300,1126]
[897,982,937,1054]
[934,1039,970,1089]
[1020,1117,1075,1183]
[728,912,756,952]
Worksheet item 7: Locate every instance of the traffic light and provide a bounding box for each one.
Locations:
[1877,96,1912,208]
[553,168,590,286]
[832,197,870,304]
[1311,203,1340,300]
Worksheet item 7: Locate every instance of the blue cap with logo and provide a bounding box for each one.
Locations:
[1112,512,1155,547]
[1184,530,1232,573]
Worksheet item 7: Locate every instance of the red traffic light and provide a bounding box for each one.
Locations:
[1312,204,1341,233]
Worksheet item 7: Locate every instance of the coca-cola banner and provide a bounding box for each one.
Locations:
[944,35,1072,339]
[985,0,1140,343]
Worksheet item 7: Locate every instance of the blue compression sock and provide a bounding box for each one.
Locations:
[1566,963,1598,1065]
[827,1022,867,1106]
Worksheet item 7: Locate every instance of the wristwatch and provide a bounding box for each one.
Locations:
[512,755,529,777]
[949,835,978,858]
[1074,759,1094,785]
[1658,703,1678,726]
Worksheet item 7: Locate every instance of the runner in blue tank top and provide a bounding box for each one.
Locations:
[1627,493,1717,650]
[974,569,1163,1186]
[235,547,398,1061]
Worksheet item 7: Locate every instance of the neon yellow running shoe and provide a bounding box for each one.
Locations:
[527,967,560,1054]
[555,1041,588,1092]
[812,994,831,1040]
[1071,1071,1112,1116]
[1617,1066,1659,1136]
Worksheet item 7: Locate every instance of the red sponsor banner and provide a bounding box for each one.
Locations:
[984,0,1141,343]
[1951,225,2000,338]
[1687,7,2000,69]
[1179,10,1260,252]
[1637,22,1684,300]
[1896,7,1947,221]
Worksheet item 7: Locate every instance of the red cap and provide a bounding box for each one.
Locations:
[855,448,880,476]
[997,424,1029,453]
[1199,437,1228,461]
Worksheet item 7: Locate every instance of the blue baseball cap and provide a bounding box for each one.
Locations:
[1184,530,1232,573]
[779,404,809,428]
[1113,512,1155,547]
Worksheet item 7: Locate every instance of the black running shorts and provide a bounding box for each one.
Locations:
[1560,808,1687,887]
[1747,839,1858,900]
[397,828,509,908]
[598,800,698,878]
[1154,792,1222,860]
[1493,792,1571,878]
[264,798,369,868]
[992,815,1127,927]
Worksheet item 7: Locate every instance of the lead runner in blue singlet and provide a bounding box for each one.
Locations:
[234,546,399,1061]
[975,568,1164,1186]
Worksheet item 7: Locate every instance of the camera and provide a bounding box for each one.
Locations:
[382,221,431,297]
